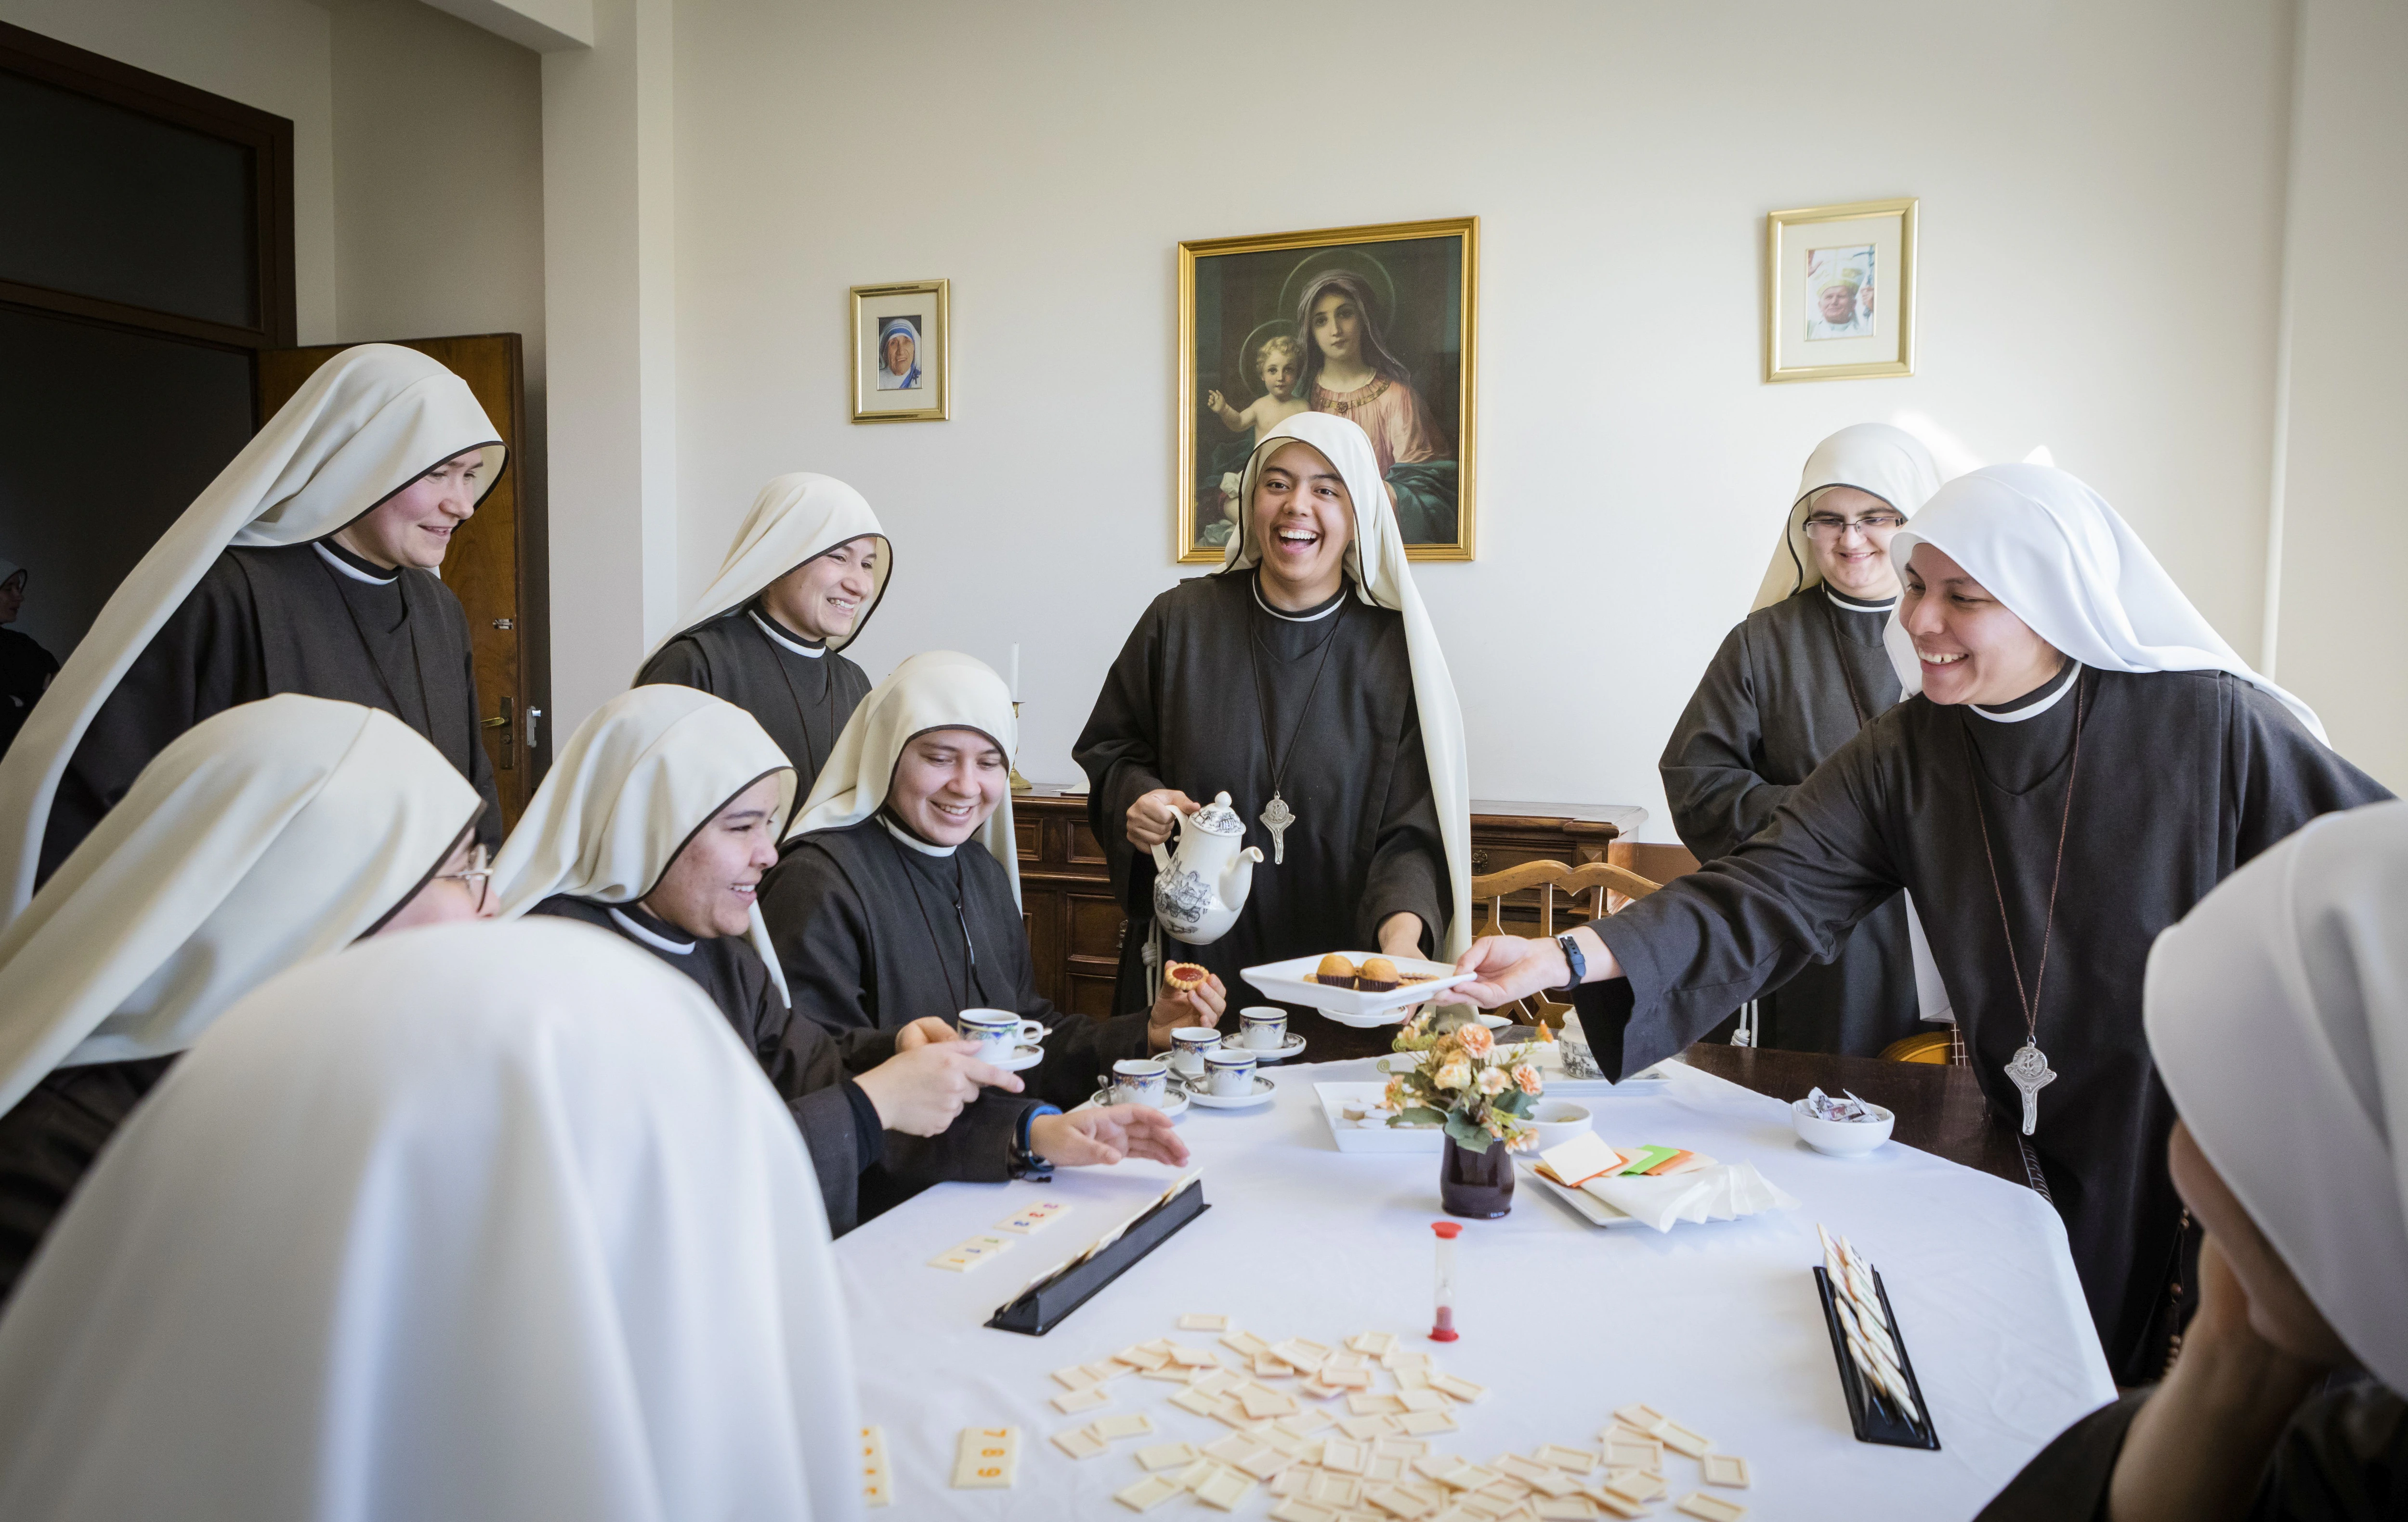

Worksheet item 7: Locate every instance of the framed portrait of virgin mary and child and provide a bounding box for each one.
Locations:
[1177,216,1478,562]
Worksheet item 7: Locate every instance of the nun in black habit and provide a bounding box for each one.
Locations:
[1660,423,1946,1056]
[635,473,887,799]
[0,344,507,912]
[1073,413,1469,1062]
[1455,465,2391,1385]
[0,561,57,760]
[498,684,1186,1234]
[761,651,1228,1113]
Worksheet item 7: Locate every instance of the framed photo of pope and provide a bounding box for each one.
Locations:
[1764,198,1917,382]
[1177,216,1479,562]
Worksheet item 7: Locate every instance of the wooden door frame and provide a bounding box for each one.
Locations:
[0,19,297,362]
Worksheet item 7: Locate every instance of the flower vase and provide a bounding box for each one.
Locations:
[1438,1133,1514,1219]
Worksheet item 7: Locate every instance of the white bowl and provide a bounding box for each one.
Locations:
[1790,1097,1895,1157]
[1526,1100,1593,1151]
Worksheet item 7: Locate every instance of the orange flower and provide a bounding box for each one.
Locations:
[1512,1064,1543,1095]
[1458,1023,1494,1057]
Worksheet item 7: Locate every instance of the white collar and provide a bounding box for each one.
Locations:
[1251,575,1347,623]
[1825,587,1898,614]
[1971,660,2083,724]
[313,542,397,585]
[606,905,695,955]
[748,610,826,658]
[879,814,958,857]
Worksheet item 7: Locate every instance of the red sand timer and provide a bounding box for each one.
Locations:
[1429,1221,1462,1342]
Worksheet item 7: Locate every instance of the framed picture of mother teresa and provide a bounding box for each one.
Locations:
[1177,216,1478,562]
[851,278,950,422]
[1765,198,1917,383]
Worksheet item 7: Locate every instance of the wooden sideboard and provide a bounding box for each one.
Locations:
[1011,787,1678,1019]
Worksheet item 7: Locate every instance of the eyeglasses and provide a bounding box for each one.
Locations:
[1804,512,1907,541]
[435,843,492,912]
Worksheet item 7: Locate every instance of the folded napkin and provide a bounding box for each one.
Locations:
[1539,1132,1798,1233]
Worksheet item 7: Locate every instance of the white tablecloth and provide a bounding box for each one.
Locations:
[834,1057,2114,1520]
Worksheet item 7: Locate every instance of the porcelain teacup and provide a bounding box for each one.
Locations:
[1169,1027,1220,1079]
[1112,1057,1171,1109]
[1238,1008,1288,1051]
[960,1008,1044,1066]
[1202,1047,1258,1097]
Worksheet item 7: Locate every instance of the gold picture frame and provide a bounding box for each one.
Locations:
[1177,216,1478,563]
[851,279,950,422]
[1765,198,1916,383]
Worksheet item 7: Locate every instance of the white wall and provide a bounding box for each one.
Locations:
[2266,0,2408,792]
[667,0,2298,836]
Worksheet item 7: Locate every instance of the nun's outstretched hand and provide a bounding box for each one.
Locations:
[1030,1105,1191,1169]
[854,1040,1020,1137]
[1451,927,1623,1010]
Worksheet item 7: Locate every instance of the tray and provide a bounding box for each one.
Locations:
[1314,1081,1444,1153]
[987,1176,1209,1336]
[1813,1265,1941,1450]
[1242,952,1474,1020]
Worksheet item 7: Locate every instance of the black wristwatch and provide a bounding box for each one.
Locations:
[1554,932,1586,992]
[1009,1105,1060,1182]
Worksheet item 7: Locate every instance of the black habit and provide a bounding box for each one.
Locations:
[1660,586,1923,1055]
[759,816,1153,1112]
[636,605,872,800]
[39,541,501,886]
[1977,1379,2408,1522]
[0,1054,175,1304]
[1574,667,2389,1382]
[0,626,59,759]
[1073,571,1450,1061]
[527,895,1030,1236]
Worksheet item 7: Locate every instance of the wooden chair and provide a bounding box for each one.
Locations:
[1465,858,1662,1029]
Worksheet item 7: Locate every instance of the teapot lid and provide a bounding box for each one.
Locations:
[1188,791,1244,836]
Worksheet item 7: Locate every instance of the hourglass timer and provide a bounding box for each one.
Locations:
[1429,1221,1462,1342]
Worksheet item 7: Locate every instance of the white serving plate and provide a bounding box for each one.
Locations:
[1514,1155,1643,1229]
[1539,1061,1677,1099]
[1242,952,1474,1020]
[1313,1081,1445,1154]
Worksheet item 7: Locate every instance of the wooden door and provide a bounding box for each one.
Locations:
[255,334,542,827]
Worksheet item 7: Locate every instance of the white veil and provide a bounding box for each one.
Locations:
[1749,422,1942,613]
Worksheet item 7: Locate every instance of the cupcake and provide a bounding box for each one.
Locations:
[1313,953,1359,988]
[1356,956,1401,993]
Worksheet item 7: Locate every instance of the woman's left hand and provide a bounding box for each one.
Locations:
[893,1016,960,1052]
[1147,972,1226,1052]
[1376,912,1425,959]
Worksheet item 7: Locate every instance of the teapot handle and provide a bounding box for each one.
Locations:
[1151,812,1176,873]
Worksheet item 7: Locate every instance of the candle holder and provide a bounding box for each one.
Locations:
[1008,701,1032,793]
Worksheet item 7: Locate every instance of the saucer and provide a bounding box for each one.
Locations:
[1239,1034,1308,1063]
[1088,1086,1191,1119]
[986,1043,1046,1072]
[1183,1075,1277,1109]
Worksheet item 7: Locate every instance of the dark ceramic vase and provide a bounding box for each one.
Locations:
[1438,1133,1514,1219]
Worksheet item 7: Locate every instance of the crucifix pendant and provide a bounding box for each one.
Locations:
[2005,1041,2056,1136]
[1260,792,1294,865]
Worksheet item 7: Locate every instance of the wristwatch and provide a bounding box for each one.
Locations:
[1553,932,1587,993]
[1009,1104,1061,1182]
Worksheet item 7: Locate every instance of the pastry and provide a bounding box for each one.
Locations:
[1356,957,1400,992]
[1165,961,1209,991]
[1312,953,1359,987]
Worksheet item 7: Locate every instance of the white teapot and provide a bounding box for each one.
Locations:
[1151,792,1264,946]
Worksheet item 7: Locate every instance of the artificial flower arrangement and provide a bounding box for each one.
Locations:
[1384,1013,1543,1153]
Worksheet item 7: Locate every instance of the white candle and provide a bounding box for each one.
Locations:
[1009,644,1021,702]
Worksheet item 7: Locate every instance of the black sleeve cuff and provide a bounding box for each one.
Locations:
[840,1078,885,1169]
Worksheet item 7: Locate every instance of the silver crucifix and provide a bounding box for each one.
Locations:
[2005,1041,2056,1136]
[1259,792,1294,865]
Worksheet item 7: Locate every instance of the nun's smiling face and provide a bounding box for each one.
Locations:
[884,331,916,377]
[1251,441,1354,610]
[1804,485,1905,599]
[643,774,785,939]
[887,728,1007,846]
[1900,544,2066,705]
[764,535,878,642]
[335,449,487,570]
